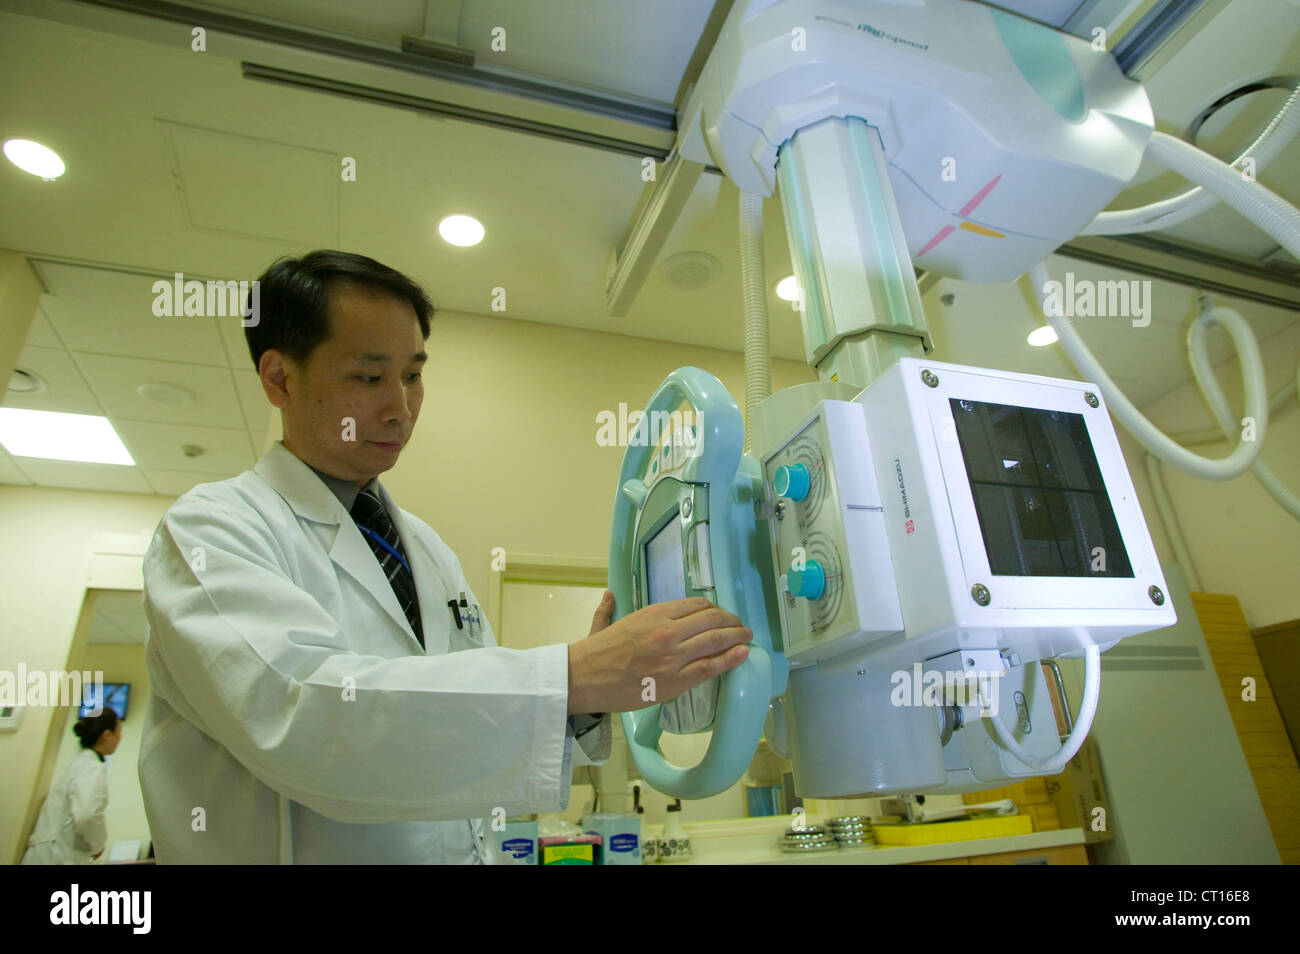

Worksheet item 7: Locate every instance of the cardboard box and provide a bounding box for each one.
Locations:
[962,777,1051,807]
[1043,737,1113,843]
[1026,803,1061,831]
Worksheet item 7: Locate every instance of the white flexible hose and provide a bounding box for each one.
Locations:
[1084,84,1300,235]
[1143,131,1300,259]
[739,191,772,454]
[989,642,1100,774]
[1188,309,1300,519]
[1031,261,1269,480]
[1170,377,1295,447]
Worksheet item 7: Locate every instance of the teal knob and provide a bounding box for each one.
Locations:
[773,463,811,501]
[786,561,825,600]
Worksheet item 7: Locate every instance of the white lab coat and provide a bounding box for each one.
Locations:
[138,440,610,864]
[22,748,109,865]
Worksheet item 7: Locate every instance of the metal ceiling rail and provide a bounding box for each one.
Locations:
[72,0,678,131]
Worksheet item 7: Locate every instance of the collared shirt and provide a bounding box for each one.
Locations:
[305,462,374,514]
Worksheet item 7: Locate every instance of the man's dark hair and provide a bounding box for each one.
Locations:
[244,250,434,371]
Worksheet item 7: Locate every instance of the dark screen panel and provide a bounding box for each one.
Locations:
[950,399,1133,578]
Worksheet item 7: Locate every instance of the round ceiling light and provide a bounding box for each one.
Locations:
[1028,326,1059,347]
[438,214,485,247]
[775,275,801,301]
[3,139,66,179]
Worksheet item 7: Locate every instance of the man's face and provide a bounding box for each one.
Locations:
[261,283,427,487]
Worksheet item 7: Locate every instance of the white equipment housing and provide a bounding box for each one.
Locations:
[618,0,1190,802]
[762,359,1175,796]
[678,0,1154,282]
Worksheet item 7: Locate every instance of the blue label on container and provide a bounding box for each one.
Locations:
[502,838,534,859]
[609,833,638,853]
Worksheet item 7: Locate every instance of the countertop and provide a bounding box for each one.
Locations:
[642,816,1086,865]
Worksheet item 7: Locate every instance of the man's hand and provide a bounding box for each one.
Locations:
[568,594,751,715]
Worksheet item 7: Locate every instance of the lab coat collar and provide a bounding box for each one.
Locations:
[254,442,439,654]
[254,441,352,526]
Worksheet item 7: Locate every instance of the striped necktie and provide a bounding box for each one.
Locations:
[351,488,424,648]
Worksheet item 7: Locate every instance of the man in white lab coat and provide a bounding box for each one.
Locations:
[138,250,751,863]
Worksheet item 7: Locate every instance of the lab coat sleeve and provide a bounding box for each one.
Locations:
[143,493,578,824]
[440,546,612,771]
[69,758,109,856]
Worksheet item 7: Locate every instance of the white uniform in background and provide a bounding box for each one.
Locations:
[22,748,109,865]
[138,440,610,864]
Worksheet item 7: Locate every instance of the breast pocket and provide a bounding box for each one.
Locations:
[450,609,489,650]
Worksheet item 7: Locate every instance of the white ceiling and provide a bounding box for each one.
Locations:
[0,0,1297,495]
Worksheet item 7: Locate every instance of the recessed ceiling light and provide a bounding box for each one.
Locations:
[0,409,134,465]
[438,214,484,247]
[1028,326,1058,347]
[3,139,66,180]
[775,275,800,301]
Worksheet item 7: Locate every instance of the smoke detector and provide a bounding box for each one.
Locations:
[137,382,195,407]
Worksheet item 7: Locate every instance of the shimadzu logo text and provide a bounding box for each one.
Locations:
[50,885,151,934]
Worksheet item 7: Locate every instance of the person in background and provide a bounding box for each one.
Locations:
[21,709,121,864]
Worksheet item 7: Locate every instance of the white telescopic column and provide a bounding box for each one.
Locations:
[776,117,931,389]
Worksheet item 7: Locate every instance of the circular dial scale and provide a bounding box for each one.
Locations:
[782,435,829,526]
[795,530,843,633]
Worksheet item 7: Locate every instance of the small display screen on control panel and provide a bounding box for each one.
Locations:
[645,516,688,604]
[950,398,1133,578]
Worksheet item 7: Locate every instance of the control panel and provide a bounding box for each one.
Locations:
[761,400,903,663]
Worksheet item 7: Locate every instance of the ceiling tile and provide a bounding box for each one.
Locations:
[113,420,256,475]
[73,352,246,427]
[23,303,63,349]
[161,120,340,247]
[36,262,232,366]
[11,459,154,494]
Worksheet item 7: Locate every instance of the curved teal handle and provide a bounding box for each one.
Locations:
[609,367,780,799]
